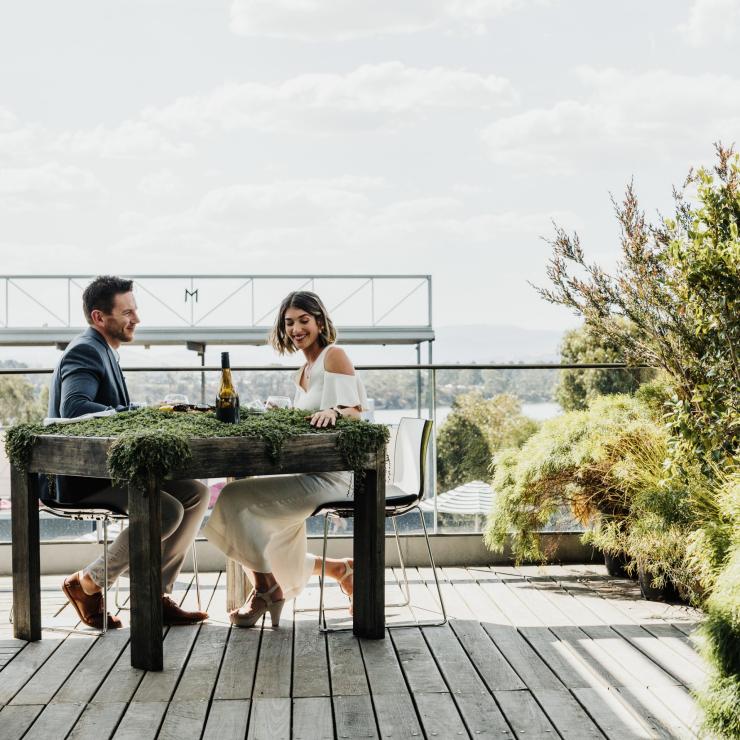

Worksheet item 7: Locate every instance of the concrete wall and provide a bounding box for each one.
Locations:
[0,532,601,576]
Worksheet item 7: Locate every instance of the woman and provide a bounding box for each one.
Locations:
[203,291,367,627]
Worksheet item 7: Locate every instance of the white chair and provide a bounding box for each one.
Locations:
[310,417,447,631]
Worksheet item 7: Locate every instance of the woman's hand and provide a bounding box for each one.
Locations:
[309,408,339,428]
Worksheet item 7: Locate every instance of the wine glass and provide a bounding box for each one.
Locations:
[266,395,292,410]
[164,393,189,405]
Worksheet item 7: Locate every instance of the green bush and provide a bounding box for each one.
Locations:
[436,392,537,491]
[695,474,740,738]
[484,394,664,562]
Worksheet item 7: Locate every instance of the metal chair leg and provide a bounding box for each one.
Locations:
[318,513,330,630]
[414,507,447,626]
[392,518,411,607]
[191,542,201,611]
[101,518,109,635]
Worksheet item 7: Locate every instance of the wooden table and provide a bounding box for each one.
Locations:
[11,432,386,671]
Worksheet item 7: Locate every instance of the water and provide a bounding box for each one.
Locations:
[373,401,561,426]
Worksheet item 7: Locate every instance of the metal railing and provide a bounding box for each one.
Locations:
[0,362,647,514]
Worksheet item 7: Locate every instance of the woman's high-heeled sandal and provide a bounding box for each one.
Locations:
[338,558,354,615]
[229,582,285,629]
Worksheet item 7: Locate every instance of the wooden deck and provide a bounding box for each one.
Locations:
[0,564,707,739]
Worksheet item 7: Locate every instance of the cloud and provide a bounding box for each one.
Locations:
[111,176,576,269]
[137,169,183,197]
[196,180,372,223]
[677,0,740,46]
[482,67,740,173]
[147,63,517,135]
[1,64,515,168]
[230,0,532,40]
[52,120,192,159]
[0,162,105,211]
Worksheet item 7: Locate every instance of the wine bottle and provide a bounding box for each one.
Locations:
[216,351,240,423]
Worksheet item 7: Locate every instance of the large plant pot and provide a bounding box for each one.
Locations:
[603,551,631,578]
[637,564,679,602]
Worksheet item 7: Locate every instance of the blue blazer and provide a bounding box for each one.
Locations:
[42,327,131,504]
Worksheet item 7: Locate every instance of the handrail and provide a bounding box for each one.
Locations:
[0,362,652,375]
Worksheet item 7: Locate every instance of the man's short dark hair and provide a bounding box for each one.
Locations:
[82,276,134,324]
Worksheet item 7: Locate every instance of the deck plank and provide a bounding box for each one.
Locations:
[112,700,168,740]
[10,634,96,705]
[253,602,293,699]
[388,627,448,694]
[332,694,378,739]
[0,704,44,740]
[360,637,424,738]
[248,697,291,740]
[0,637,63,704]
[53,629,131,704]
[67,701,127,739]
[201,699,250,739]
[292,697,334,740]
[158,699,210,740]
[22,700,86,739]
[327,630,370,696]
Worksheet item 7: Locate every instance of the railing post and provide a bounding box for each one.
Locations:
[431,366,438,535]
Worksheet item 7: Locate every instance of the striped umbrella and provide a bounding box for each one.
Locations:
[420,480,494,515]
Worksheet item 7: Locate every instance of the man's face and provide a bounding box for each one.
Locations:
[92,291,140,347]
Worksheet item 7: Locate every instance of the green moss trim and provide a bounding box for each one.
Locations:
[4,408,389,489]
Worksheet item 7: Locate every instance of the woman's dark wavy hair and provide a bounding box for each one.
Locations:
[269,291,337,355]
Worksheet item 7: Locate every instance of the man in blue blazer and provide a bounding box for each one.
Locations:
[49,276,209,629]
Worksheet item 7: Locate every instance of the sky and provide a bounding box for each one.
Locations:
[1,0,739,354]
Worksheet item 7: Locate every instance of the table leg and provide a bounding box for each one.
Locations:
[11,466,40,641]
[226,557,251,612]
[128,479,163,670]
[353,452,386,639]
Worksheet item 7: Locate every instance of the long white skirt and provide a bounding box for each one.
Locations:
[202,472,352,600]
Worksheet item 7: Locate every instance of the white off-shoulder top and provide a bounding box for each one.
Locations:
[293,345,368,412]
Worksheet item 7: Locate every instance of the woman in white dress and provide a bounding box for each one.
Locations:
[203,291,366,627]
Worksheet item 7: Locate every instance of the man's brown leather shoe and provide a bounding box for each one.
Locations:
[62,572,122,630]
[162,595,208,626]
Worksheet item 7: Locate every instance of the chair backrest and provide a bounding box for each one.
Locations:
[389,417,433,499]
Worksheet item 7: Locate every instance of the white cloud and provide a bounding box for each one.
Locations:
[196,180,372,223]
[137,169,183,197]
[0,162,105,211]
[110,176,576,268]
[230,0,531,40]
[677,0,740,46]
[482,67,740,173]
[53,120,192,159]
[148,63,517,135]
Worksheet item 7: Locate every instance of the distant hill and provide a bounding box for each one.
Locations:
[432,325,563,364]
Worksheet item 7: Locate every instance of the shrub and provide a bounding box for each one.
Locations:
[484,394,663,562]
[695,473,740,738]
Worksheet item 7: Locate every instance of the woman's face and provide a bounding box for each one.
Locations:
[284,306,322,351]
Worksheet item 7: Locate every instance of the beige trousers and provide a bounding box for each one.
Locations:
[79,479,209,594]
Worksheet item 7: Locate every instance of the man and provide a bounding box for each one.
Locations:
[46,276,209,628]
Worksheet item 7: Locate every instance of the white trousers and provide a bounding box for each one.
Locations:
[203,472,351,600]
